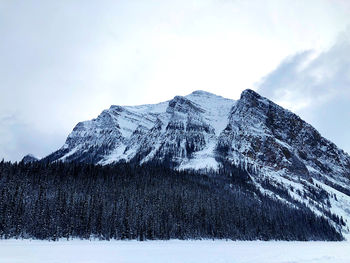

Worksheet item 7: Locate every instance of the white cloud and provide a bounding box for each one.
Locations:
[1,0,350,160]
[257,29,350,153]
[0,115,64,161]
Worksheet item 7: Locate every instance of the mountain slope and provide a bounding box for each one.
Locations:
[45,90,235,169]
[44,89,350,235]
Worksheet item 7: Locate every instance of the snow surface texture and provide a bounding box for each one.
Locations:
[46,90,235,169]
[1,240,350,263]
[44,89,350,235]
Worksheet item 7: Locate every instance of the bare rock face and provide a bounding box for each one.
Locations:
[218,89,350,181]
[44,90,233,169]
[43,89,350,234]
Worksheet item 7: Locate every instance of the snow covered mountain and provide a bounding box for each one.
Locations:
[44,89,350,234]
[45,90,234,169]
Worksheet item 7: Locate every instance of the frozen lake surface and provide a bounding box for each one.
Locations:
[0,239,349,263]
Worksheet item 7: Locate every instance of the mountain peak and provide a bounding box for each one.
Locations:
[237,89,271,111]
[190,90,217,96]
[21,154,38,164]
[240,89,263,100]
[186,90,234,106]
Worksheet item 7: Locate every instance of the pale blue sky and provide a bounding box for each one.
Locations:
[1,0,350,161]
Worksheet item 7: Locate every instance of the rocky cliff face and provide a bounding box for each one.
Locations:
[44,89,350,234]
[45,90,234,169]
[218,89,350,183]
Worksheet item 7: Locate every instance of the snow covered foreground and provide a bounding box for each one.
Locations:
[1,240,349,263]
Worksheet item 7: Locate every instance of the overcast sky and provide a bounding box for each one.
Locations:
[1,0,350,161]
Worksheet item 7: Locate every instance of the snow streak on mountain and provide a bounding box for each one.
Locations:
[44,89,350,235]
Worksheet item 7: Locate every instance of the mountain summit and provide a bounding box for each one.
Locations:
[45,89,350,174]
[44,89,350,234]
[45,89,235,168]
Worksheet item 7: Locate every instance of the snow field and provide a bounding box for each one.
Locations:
[0,239,349,263]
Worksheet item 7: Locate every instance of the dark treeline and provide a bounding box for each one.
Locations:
[0,160,343,241]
